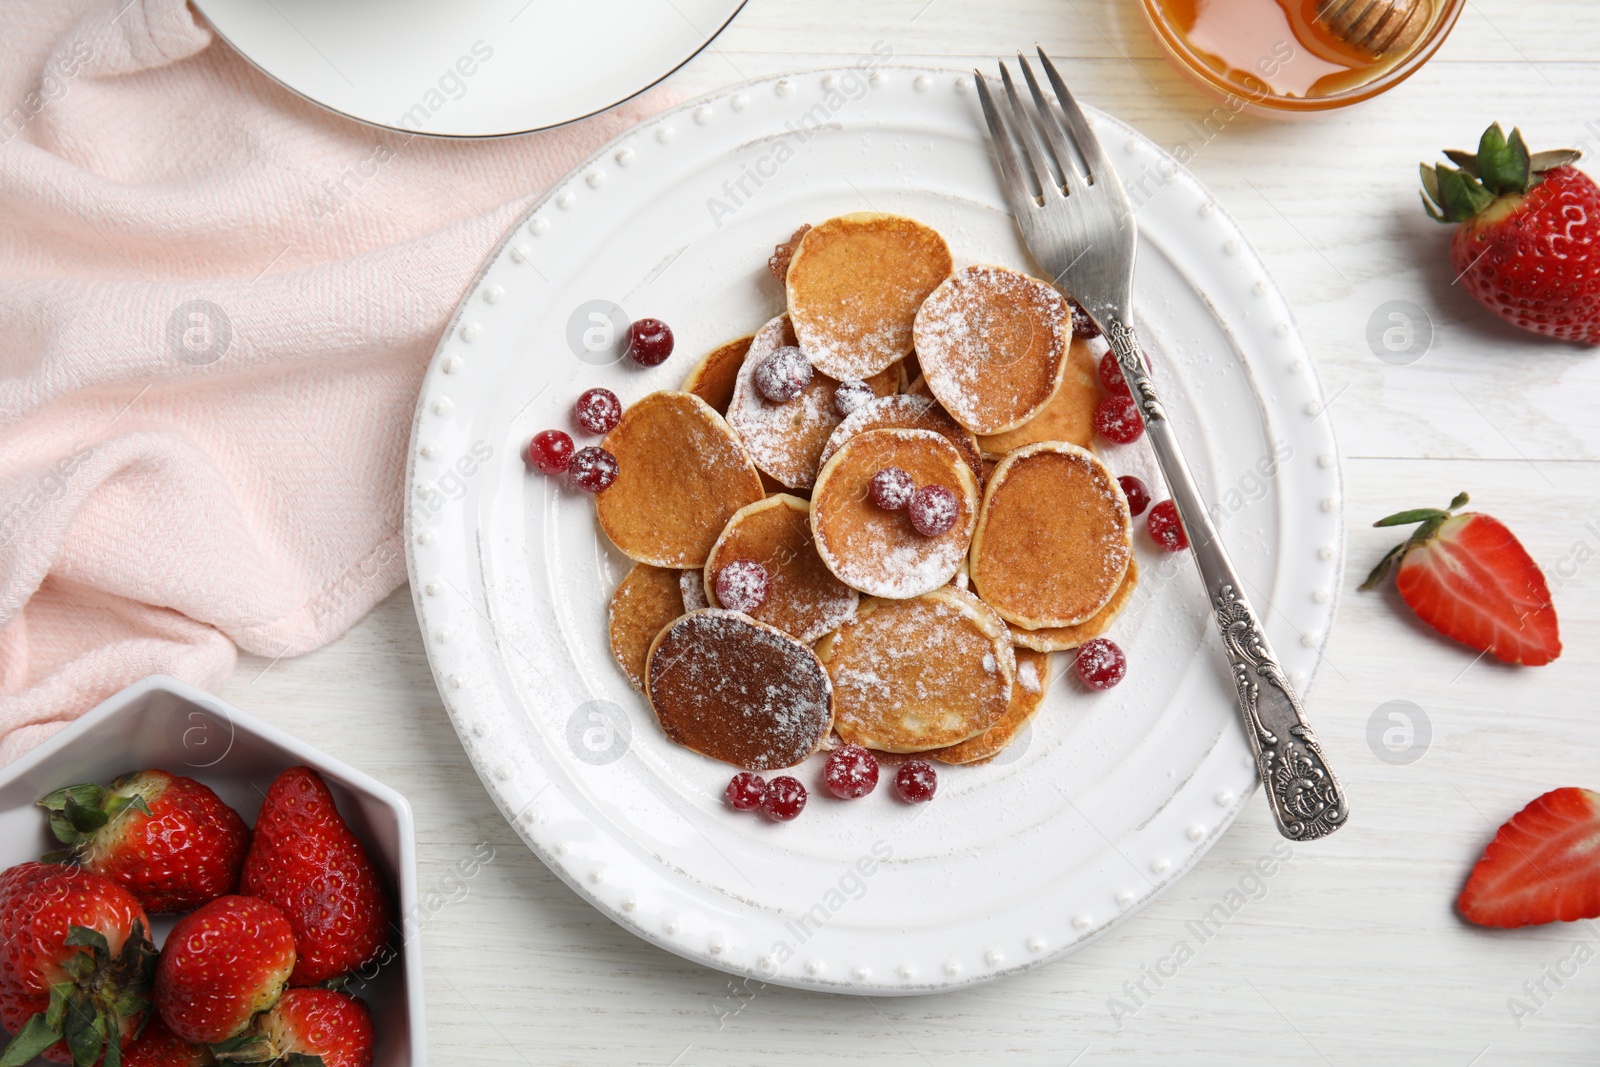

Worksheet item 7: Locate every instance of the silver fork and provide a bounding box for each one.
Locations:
[976,50,1349,841]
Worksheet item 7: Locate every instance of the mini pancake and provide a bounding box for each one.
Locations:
[914,264,1071,434]
[810,428,979,599]
[607,564,686,693]
[930,647,1052,765]
[646,609,833,770]
[680,335,753,415]
[817,394,983,482]
[1010,559,1139,652]
[786,213,953,380]
[679,569,710,613]
[726,315,895,489]
[596,391,765,568]
[970,441,1133,628]
[814,587,1014,753]
[977,336,1099,458]
[704,494,858,643]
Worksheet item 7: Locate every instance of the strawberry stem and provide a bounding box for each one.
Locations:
[1362,492,1472,591]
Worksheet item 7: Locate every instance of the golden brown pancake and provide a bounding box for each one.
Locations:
[810,429,979,599]
[970,442,1132,627]
[904,374,933,400]
[596,391,764,568]
[680,335,753,415]
[1010,558,1139,652]
[977,337,1099,458]
[930,647,1051,765]
[704,494,858,642]
[607,564,686,693]
[814,587,1013,752]
[786,213,952,380]
[914,265,1071,434]
[725,315,895,489]
[817,394,983,482]
[646,609,833,770]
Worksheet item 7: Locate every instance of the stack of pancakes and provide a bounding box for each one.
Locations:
[601,213,1140,773]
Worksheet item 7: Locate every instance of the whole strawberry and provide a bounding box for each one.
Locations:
[1422,123,1600,344]
[1361,491,1560,666]
[154,895,295,1045]
[0,862,156,1067]
[241,767,392,985]
[1458,787,1600,928]
[39,769,250,913]
[215,988,374,1067]
[123,1013,214,1067]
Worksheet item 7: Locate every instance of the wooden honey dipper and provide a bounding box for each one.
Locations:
[1313,0,1433,59]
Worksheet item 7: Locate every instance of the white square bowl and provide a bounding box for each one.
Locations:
[0,675,424,1066]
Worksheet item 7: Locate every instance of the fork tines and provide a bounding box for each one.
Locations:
[974,49,1115,205]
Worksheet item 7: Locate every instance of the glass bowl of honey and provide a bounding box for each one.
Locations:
[1139,0,1465,114]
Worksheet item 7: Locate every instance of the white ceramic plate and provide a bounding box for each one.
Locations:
[192,0,746,136]
[404,67,1343,995]
[0,676,423,1065]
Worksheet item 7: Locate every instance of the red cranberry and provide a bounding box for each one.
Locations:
[823,745,879,799]
[834,378,875,416]
[894,760,937,803]
[762,776,807,821]
[714,559,770,613]
[626,318,674,367]
[1118,474,1151,517]
[568,446,619,493]
[1068,297,1100,340]
[870,467,915,510]
[754,345,813,403]
[908,484,958,537]
[1147,499,1188,552]
[1075,638,1127,690]
[527,429,574,474]
[1093,395,1144,445]
[1098,350,1131,397]
[725,772,767,811]
[574,388,623,434]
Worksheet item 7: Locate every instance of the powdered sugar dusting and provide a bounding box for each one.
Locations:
[648,610,832,771]
[913,264,1069,434]
[1017,658,1041,693]
[727,315,842,489]
[679,570,710,612]
[818,393,982,478]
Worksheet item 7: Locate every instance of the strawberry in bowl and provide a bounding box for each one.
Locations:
[1421,122,1600,344]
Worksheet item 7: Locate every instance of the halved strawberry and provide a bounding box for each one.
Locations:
[1361,492,1560,666]
[1458,787,1600,928]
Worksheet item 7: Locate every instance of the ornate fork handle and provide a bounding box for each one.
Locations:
[1108,320,1350,841]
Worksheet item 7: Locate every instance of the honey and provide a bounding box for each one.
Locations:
[1141,0,1464,112]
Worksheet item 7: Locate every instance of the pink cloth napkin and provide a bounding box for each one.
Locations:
[0,0,666,764]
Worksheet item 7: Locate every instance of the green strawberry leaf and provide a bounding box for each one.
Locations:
[0,1013,64,1066]
[62,794,109,836]
[39,784,106,814]
[1373,507,1447,528]
[61,998,105,1067]
[1448,490,1470,512]
[1359,542,1407,591]
[102,1029,123,1067]
[46,983,73,1031]
[1530,148,1582,172]
[1441,149,1479,177]
[65,925,110,958]
[1435,167,1494,222]
[61,951,95,982]
[103,793,154,824]
[210,1034,278,1063]
[1475,123,1510,194]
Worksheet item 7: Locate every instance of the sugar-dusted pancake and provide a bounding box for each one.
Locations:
[680,335,753,415]
[596,391,765,568]
[646,609,833,770]
[786,213,953,380]
[814,587,1014,752]
[930,647,1051,765]
[970,442,1132,627]
[810,428,979,599]
[607,564,686,693]
[680,569,710,613]
[904,373,933,400]
[817,394,983,482]
[726,315,895,489]
[704,495,858,643]
[1010,558,1139,652]
[914,265,1072,434]
[977,336,1099,458]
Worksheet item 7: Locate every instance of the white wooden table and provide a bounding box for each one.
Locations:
[220,1,1600,1061]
